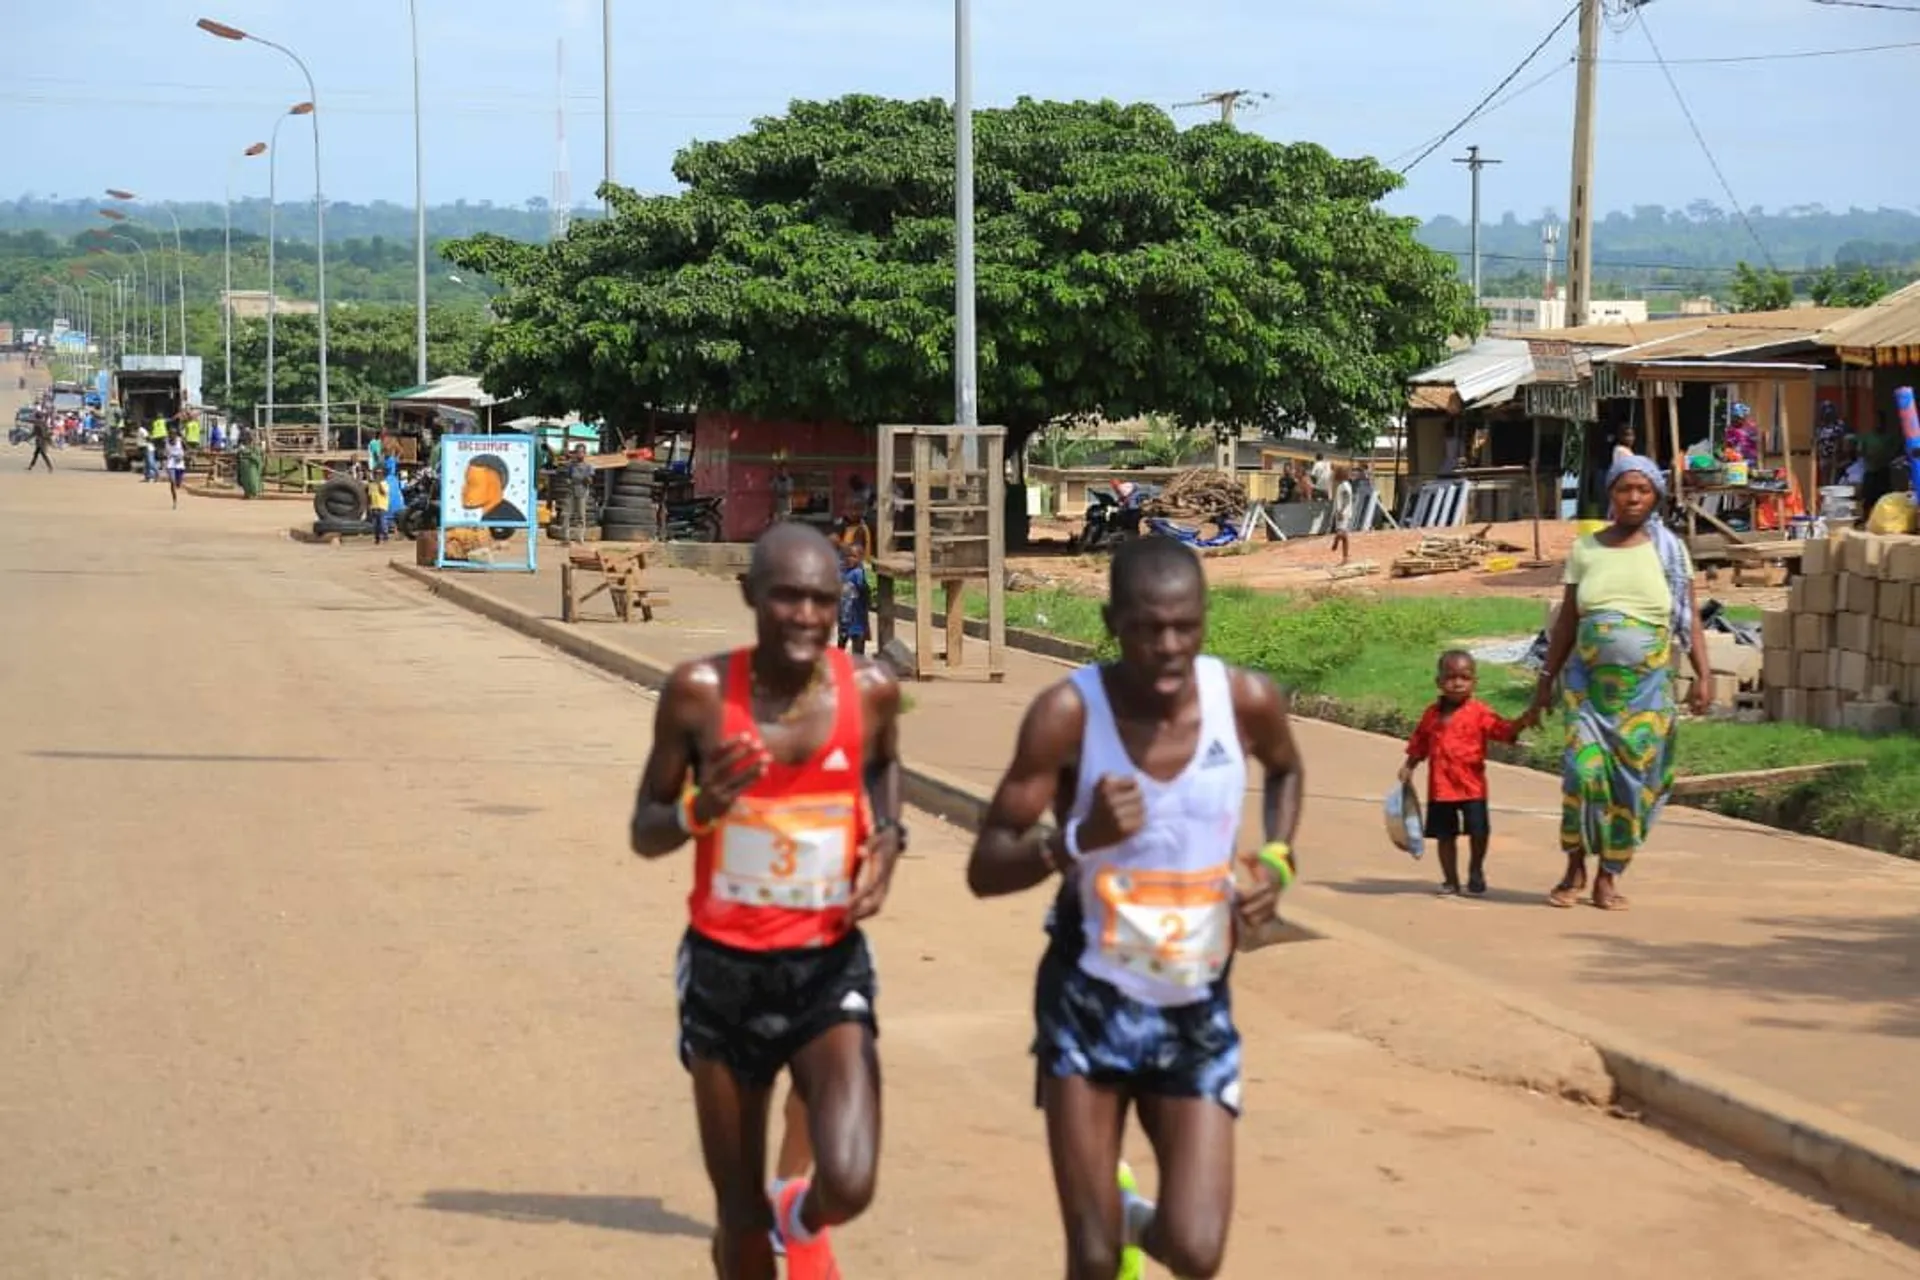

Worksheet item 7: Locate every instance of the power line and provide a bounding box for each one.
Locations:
[1811,0,1920,11]
[1398,1,1582,174]
[1603,38,1920,63]
[1445,250,1743,275]
[1388,58,1572,171]
[1632,8,1776,269]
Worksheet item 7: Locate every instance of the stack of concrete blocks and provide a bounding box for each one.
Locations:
[1762,529,1920,734]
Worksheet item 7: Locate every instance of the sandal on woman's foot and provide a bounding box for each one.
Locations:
[1467,872,1487,896]
[1592,878,1630,911]
[1437,882,1462,898]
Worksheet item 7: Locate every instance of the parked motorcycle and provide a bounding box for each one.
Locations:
[1075,480,1158,552]
[662,493,724,542]
[393,465,442,539]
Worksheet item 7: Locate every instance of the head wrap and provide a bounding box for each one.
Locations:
[1606,454,1693,651]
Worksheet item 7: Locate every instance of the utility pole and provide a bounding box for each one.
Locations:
[1542,219,1561,300]
[1565,0,1602,327]
[1175,89,1269,127]
[953,0,977,428]
[602,0,613,215]
[1452,145,1501,307]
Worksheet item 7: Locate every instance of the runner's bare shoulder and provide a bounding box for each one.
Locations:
[850,655,904,719]
[1019,676,1088,765]
[657,655,731,729]
[1224,665,1290,719]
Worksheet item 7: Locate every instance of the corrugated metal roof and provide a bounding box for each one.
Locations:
[1593,322,1835,364]
[1815,280,1920,364]
[1407,337,1534,408]
[388,374,498,407]
[1530,307,1853,349]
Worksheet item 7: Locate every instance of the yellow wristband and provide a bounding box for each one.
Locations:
[1258,841,1295,888]
[678,787,716,837]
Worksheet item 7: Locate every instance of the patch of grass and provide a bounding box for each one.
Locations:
[963,579,1920,857]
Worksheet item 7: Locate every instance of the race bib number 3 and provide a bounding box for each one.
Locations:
[713,797,857,911]
[1094,865,1233,988]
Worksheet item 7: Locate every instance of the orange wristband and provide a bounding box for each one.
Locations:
[678,787,716,836]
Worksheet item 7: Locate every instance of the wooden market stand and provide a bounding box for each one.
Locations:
[1617,357,1824,560]
[871,424,1008,682]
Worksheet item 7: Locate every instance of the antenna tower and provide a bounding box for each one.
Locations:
[1542,220,1561,300]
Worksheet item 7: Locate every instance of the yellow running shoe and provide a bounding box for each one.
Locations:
[1116,1162,1148,1279]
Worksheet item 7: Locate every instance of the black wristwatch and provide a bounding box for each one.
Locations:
[874,816,909,851]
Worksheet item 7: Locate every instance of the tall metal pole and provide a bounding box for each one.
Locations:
[224,179,234,408]
[1453,144,1501,308]
[952,0,978,428]
[1565,0,1601,328]
[158,208,188,365]
[602,0,614,213]
[409,0,429,384]
[107,235,151,350]
[268,114,288,435]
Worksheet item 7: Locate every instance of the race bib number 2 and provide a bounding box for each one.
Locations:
[1093,865,1232,988]
[713,796,857,911]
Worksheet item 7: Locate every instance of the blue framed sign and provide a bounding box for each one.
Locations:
[436,433,539,572]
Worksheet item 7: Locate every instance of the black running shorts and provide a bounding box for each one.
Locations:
[675,927,879,1088]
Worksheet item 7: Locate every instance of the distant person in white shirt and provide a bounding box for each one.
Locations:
[1307,452,1332,500]
[164,431,187,509]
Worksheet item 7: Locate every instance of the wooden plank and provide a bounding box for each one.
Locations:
[912,432,934,681]
[943,579,965,668]
[1669,760,1864,798]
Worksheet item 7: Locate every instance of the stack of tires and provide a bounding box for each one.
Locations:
[312,478,373,538]
[599,461,660,543]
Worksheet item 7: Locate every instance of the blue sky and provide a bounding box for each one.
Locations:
[5,0,1914,221]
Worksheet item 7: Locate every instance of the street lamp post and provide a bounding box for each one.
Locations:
[109,192,189,365]
[102,234,153,350]
[225,142,268,411]
[83,270,118,366]
[952,0,978,429]
[96,219,157,352]
[264,104,312,435]
[408,0,428,386]
[198,17,331,449]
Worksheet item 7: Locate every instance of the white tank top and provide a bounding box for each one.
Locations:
[1066,655,1246,1008]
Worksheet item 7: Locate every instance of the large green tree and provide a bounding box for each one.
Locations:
[446,95,1477,450]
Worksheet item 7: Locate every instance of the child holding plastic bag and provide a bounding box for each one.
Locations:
[1399,650,1537,897]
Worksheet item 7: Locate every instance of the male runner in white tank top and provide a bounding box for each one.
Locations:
[967,534,1303,1280]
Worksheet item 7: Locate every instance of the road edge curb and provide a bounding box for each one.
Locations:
[388,557,1920,1229]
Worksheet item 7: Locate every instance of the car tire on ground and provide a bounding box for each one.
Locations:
[314,478,369,522]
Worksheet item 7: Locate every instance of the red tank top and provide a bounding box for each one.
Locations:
[687,647,870,951]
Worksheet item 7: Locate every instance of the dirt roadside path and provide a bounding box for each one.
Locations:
[0,466,1912,1278]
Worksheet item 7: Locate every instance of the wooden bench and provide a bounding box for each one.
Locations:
[560,545,668,623]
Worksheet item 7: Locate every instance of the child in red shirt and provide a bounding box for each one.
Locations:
[1399,650,1537,897]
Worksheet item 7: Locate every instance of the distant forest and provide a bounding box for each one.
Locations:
[4,194,1918,304]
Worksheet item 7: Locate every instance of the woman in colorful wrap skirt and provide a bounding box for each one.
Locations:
[1530,455,1710,910]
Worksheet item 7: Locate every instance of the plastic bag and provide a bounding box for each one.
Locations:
[1866,491,1916,536]
[1384,779,1425,861]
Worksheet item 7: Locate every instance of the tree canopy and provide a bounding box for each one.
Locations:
[444,95,1478,449]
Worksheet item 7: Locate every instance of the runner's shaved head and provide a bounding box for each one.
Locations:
[1109,534,1204,608]
[747,520,842,593]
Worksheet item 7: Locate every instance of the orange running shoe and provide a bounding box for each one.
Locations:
[773,1177,842,1280]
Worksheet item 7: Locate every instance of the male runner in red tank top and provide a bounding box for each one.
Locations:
[632,523,905,1280]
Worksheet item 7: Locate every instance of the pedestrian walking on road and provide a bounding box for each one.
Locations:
[26,416,52,472]
[368,472,392,544]
[965,534,1303,1280]
[563,445,595,542]
[629,522,906,1280]
[1401,651,1536,897]
[164,431,187,509]
[1330,465,1355,565]
[1531,454,1711,911]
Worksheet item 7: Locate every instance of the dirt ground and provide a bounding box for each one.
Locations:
[0,379,1908,1277]
[1018,515,1790,611]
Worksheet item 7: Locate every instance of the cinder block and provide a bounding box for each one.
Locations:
[1803,573,1839,614]
[1837,612,1874,654]
[1793,614,1833,652]
[1766,687,1805,724]
[1839,573,1876,613]
[1837,650,1871,694]
[1881,580,1911,623]
[1804,536,1836,576]
[1798,651,1831,689]
[1843,530,1890,578]
[1763,649,1794,688]
[1886,538,1920,582]
[1761,609,1792,649]
[1904,626,1920,667]
[1810,689,1845,730]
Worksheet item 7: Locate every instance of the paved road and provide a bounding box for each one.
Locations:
[1,438,1914,1277]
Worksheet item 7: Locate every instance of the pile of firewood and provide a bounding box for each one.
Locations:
[1390,526,1524,578]
[1142,468,1248,521]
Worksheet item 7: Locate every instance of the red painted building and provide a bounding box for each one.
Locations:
[691,412,879,542]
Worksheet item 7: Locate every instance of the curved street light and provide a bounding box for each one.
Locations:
[106,189,188,365]
[198,17,331,447]
[95,215,160,353]
[263,102,314,435]
[225,141,269,411]
[86,233,153,351]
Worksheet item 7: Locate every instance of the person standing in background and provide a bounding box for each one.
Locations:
[564,444,596,543]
